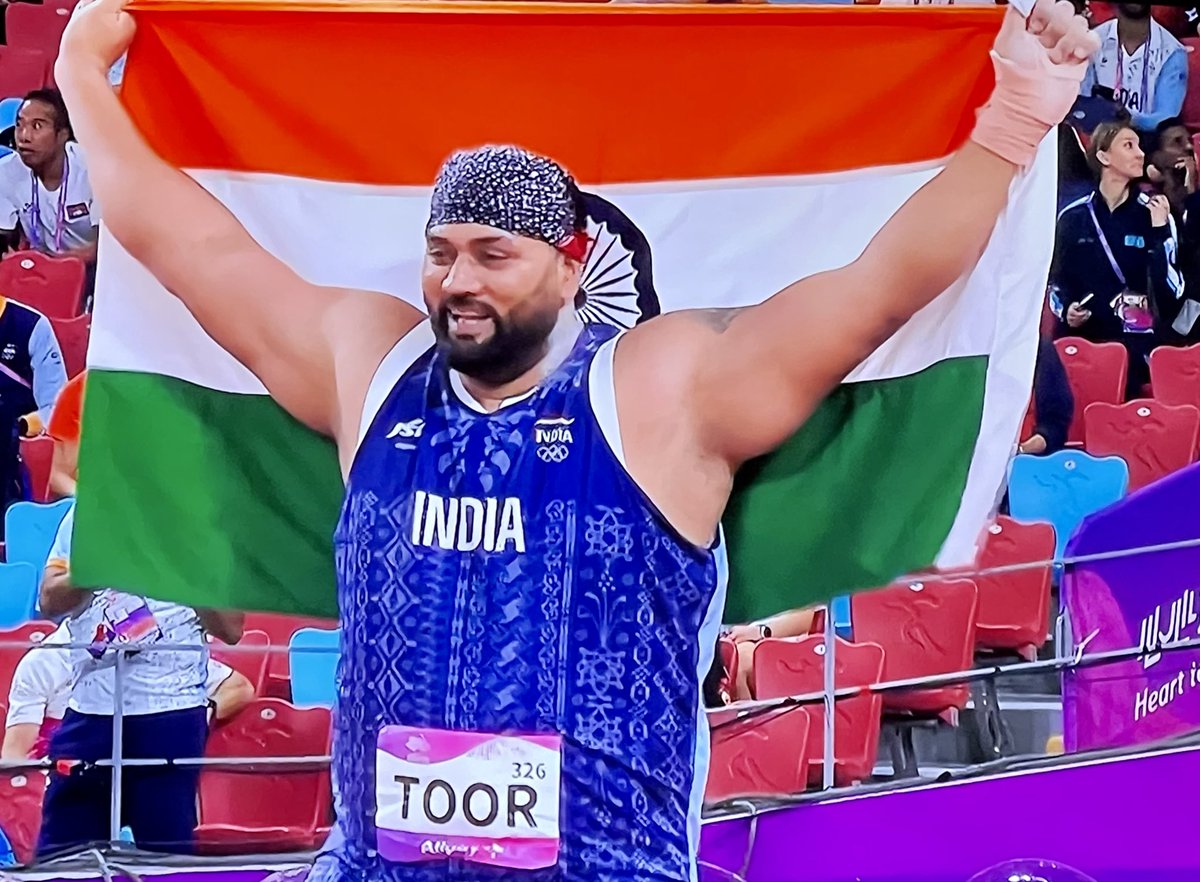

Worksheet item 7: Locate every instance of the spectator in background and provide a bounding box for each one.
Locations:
[1049,120,1184,395]
[46,370,84,499]
[35,379,246,856]
[36,511,246,857]
[0,293,67,517]
[0,91,100,267]
[1143,116,1196,217]
[1078,3,1187,132]
[1019,339,1075,455]
[723,608,817,701]
[1,624,253,762]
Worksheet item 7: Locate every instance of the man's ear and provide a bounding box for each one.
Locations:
[1147,163,1165,183]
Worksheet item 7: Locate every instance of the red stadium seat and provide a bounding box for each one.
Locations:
[196,698,333,854]
[0,622,56,697]
[209,630,272,697]
[705,706,811,802]
[48,314,89,379]
[752,636,885,787]
[1184,39,1200,131]
[243,612,337,700]
[1084,399,1200,492]
[851,579,979,717]
[0,47,49,99]
[0,252,85,319]
[1150,344,1200,411]
[4,3,71,56]
[1088,2,1115,25]
[1054,337,1128,447]
[18,437,52,504]
[0,769,46,865]
[974,517,1056,659]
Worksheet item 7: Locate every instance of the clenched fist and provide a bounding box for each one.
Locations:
[972,0,1101,168]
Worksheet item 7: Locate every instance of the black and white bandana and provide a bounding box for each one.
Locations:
[426,145,578,248]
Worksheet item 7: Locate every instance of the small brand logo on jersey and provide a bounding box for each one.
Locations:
[1,344,15,361]
[411,491,526,553]
[534,417,574,463]
[387,419,425,449]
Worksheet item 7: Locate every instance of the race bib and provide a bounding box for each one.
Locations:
[374,726,561,869]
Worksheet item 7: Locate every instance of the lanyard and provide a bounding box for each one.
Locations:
[27,152,70,253]
[1114,27,1154,110]
[1086,195,1128,288]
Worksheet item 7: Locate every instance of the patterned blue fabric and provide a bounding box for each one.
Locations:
[319,323,724,882]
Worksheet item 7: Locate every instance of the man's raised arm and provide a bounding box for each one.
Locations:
[55,0,419,445]
[627,0,1096,472]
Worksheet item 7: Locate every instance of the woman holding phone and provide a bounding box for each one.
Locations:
[1048,118,1186,395]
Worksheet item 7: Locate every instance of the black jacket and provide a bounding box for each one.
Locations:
[1048,189,1184,342]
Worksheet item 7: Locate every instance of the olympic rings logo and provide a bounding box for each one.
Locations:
[537,444,570,463]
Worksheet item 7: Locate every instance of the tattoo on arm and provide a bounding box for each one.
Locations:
[686,308,745,333]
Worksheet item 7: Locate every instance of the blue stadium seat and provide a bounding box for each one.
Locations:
[288,627,340,708]
[1008,451,1129,560]
[0,563,39,628]
[5,499,72,576]
[0,98,19,159]
[0,827,14,867]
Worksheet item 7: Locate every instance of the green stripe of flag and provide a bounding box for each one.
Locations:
[72,356,985,622]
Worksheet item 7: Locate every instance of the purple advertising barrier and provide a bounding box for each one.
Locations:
[1062,462,1200,753]
[697,744,1200,882]
[12,745,1199,882]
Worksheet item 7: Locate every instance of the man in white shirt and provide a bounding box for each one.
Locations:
[2,623,255,762]
[1078,3,1188,132]
[36,503,244,857]
[0,90,100,265]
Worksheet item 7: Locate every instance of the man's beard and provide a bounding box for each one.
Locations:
[432,297,560,386]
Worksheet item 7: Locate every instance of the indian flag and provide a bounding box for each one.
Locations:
[73,1,1054,623]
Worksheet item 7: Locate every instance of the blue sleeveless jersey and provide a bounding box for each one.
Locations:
[317,323,726,882]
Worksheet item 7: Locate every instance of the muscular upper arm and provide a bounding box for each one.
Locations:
[683,260,900,465]
[155,232,420,448]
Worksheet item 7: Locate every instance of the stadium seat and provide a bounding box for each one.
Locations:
[0,771,45,866]
[0,48,49,102]
[4,499,72,581]
[1149,344,1200,411]
[1184,39,1200,130]
[852,579,978,777]
[752,636,885,787]
[0,621,56,696]
[48,314,89,379]
[243,612,337,700]
[0,252,85,319]
[705,707,811,802]
[1083,399,1200,492]
[1008,451,1129,560]
[851,579,979,717]
[210,630,272,698]
[0,564,38,630]
[4,3,71,57]
[0,99,19,159]
[196,699,333,854]
[973,516,1056,659]
[1054,337,1128,447]
[288,627,340,709]
[18,437,52,504]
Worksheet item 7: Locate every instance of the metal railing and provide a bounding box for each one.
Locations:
[0,529,1195,858]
